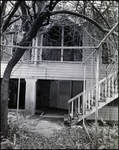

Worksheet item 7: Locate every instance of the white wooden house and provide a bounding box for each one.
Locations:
[1,18,118,122]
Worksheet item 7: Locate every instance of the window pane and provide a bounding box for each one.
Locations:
[43,26,62,46]
[63,49,82,61]
[42,49,61,61]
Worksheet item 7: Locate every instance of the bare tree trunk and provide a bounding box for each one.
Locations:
[1,11,49,137]
[1,48,26,137]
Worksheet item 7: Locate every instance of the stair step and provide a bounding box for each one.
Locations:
[68,71,118,123]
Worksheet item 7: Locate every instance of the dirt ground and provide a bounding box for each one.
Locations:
[8,110,68,138]
[26,119,64,137]
[6,110,86,149]
[2,110,117,149]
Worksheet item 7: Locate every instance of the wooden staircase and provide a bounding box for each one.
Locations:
[68,70,118,122]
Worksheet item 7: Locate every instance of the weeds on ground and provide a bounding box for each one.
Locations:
[1,112,118,149]
[83,119,118,149]
[1,112,30,149]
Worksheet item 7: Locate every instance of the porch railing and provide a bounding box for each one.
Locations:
[68,70,118,119]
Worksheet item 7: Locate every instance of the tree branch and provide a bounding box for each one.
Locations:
[8,16,21,26]
[49,10,118,36]
[0,1,8,27]
[49,0,61,11]
[21,1,33,22]
[0,1,7,16]
[91,3,111,29]
[2,1,21,32]
[49,0,53,10]
[32,1,37,19]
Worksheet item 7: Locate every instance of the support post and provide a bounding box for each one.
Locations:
[61,26,64,62]
[83,62,86,123]
[25,79,37,115]
[16,62,21,120]
[95,48,99,148]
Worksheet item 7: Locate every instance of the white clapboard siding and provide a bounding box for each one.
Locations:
[1,62,85,80]
[1,61,113,82]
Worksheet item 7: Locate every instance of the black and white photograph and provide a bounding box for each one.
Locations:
[0,0,118,149]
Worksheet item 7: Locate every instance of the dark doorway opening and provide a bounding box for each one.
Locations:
[71,81,83,97]
[8,79,26,109]
[35,80,83,116]
[36,80,51,110]
[57,80,83,109]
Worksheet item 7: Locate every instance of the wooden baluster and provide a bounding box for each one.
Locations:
[115,72,118,93]
[102,82,105,101]
[85,92,88,110]
[101,83,103,101]
[71,101,73,118]
[112,75,114,95]
[91,88,94,106]
[88,91,91,110]
[68,103,71,121]
[94,88,96,106]
[75,99,77,117]
[105,80,107,97]
[114,72,116,93]
[108,77,110,97]
[98,83,101,101]
[103,82,104,101]
[78,97,80,114]
[110,76,112,97]
[87,91,89,110]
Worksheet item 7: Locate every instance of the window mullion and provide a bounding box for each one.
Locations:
[40,34,43,61]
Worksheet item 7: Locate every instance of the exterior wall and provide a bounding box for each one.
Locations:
[1,61,85,80]
[86,106,118,121]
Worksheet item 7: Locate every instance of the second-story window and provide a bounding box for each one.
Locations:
[38,23,83,62]
[63,26,83,61]
[42,26,62,61]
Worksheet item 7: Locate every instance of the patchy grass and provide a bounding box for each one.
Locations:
[1,111,118,149]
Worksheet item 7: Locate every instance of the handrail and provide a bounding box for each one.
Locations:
[68,85,96,104]
[68,92,83,103]
[98,70,117,84]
